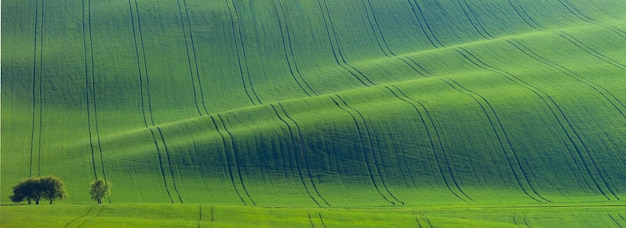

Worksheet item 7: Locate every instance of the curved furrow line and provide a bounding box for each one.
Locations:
[210,206,215,228]
[609,214,623,227]
[157,127,184,203]
[388,85,473,202]
[84,0,109,191]
[456,0,494,39]
[30,0,46,177]
[269,105,322,207]
[424,216,434,228]
[129,0,178,203]
[29,0,42,177]
[217,114,256,206]
[416,217,423,228]
[335,95,404,205]
[524,215,531,227]
[76,205,104,227]
[307,212,315,228]
[127,0,149,128]
[360,0,393,57]
[506,38,626,118]
[177,0,203,116]
[82,0,99,180]
[133,0,155,127]
[318,213,326,228]
[362,0,434,79]
[441,78,548,202]
[87,0,110,202]
[506,0,542,30]
[225,0,262,105]
[273,1,316,97]
[558,32,626,71]
[407,0,443,48]
[316,0,375,87]
[64,204,96,228]
[278,104,331,207]
[329,96,393,204]
[456,47,619,200]
[148,128,175,203]
[558,0,626,38]
[181,0,210,115]
[197,205,203,228]
[208,116,247,205]
[37,0,46,177]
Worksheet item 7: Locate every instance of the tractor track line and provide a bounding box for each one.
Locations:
[29,0,46,177]
[197,205,203,228]
[129,0,178,202]
[218,114,256,205]
[334,95,403,204]
[64,204,96,228]
[457,0,494,39]
[307,212,315,228]
[407,0,443,48]
[316,0,375,87]
[441,78,548,202]
[132,0,155,127]
[157,127,184,203]
[226,0,263,105]
[456,47,619,200]
[127,0,149,128]
[320,0,374,85]
[382,87,425,190]
[76,205,104,227]
[209,116,247,205]
[29,0,43,178]
[558,0,626,38]
[388,85,472,202]
[149,128,174,203]
[278,104,331,207]
[318,213,326,228]
[609,214,623,227]
[177,0,203,116]
[270,105,322,207]
[87,0,110,202]
[82,0,99,180]
[558,32,626,71]
[506,38,626,118]
[362,0,435,79]
[273,1,316,97]
[506,0,542,30]
[182,0,210,114]
[456,47,612,199]
[36,0,46,177]
[329,96,393,204]
[361,0,394,57]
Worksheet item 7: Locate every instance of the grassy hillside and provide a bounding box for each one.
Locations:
[2,0,626,225]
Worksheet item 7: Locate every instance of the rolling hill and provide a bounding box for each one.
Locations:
[2,0,626,226]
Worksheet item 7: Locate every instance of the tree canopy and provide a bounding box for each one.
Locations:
[90,179,111,204]
[10,176,67,205]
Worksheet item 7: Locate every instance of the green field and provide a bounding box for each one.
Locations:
[2,0,626,226]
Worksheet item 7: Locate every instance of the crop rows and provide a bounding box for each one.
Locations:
[3,0,626,207]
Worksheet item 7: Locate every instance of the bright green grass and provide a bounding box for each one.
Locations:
[2,203,626,227]
[2,0,626,226]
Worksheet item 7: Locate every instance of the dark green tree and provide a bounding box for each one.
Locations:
[10,176,67,205]
[10,178,43,204]
[39,176,67,204]
[89,179,111,204]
